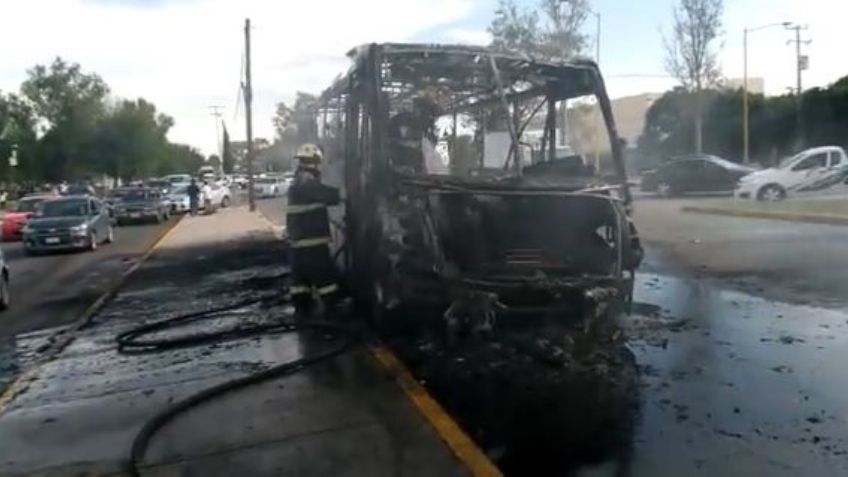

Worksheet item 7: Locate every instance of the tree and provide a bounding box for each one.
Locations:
[221,123,234,174]
[0,93,38,181]
[21,58,109,179]
[207,154,222,170]
[273,92,317,144]
[663,0,723,154]
[162,143,205,175]
[639,77,848,167]
[89,98,173,183]
[488,0,588,59]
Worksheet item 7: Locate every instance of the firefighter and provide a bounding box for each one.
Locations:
[286,143,342,317]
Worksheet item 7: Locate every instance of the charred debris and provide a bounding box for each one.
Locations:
[313,43,644,472]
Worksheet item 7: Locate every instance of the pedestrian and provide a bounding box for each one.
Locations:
[201,180,212,214]
[0,190,7,209]
[187,178,200,216]
[286,143,343,318]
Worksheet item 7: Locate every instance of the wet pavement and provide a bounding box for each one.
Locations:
[1,198,847,476]
[0,208,472,477]
[620,248,848,476]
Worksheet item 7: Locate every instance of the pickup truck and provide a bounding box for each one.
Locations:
[735,145,848,201]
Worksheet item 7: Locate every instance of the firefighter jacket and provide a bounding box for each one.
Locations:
[286,175,340,249]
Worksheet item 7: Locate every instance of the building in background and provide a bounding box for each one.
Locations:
[610,93,663,147]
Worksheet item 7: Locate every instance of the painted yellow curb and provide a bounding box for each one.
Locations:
[255,203,501,476]
[372,346,503,477]
[682,206,848,226]
[0,216,182,415]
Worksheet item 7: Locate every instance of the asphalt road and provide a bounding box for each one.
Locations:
[634,196,848,307]
[0,217,178,337]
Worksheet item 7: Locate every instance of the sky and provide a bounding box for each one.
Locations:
[1,0,845,155]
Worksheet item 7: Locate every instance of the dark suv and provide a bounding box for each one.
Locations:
[112,187,170,225]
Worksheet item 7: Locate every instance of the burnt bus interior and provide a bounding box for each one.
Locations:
[315,43,639,317]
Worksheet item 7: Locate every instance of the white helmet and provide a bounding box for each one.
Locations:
[294,143,323,164]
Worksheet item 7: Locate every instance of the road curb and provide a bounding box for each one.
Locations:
[682,206,848,226]
[255,204,501,476]
[0,216,183,415]
[253,206,286,239]
[372,346,503,477]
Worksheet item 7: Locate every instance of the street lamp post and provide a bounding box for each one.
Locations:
[743,22,791,164]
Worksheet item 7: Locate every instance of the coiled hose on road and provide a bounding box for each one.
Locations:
[115,288,358,477]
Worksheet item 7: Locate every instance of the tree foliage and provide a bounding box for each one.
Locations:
[0,57,200,184]
[271,92,318,168]
[639,76,848,166]
[488,0,588,59]
[663,0,723,153]
[221,124,234,174]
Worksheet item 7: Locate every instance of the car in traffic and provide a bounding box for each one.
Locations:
[22,196,113,254]
[166,184,194,214]
[253,176,286,198]
[735,146,848,201]
[644,154,756,196]
[231,174,248,189]
[62,183,97,196]
[145,179,171,195]
[203,182,232,210]
[163,174,192,188]
[112,187,171,225]
[1,194,56,241]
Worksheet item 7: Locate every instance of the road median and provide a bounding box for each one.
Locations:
[682,199,848,226]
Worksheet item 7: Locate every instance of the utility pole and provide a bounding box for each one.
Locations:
[209,105,223,157]
[243,18,256,212]
[787,24,810,149]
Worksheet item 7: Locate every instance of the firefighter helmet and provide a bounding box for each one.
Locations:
[295,143,323,164]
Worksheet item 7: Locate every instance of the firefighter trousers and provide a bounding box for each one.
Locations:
[288,243,341,313]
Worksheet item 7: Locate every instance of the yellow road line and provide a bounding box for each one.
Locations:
[0,216,183,416]
[372,345,503,477]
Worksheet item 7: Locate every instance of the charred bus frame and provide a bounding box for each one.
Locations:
[314,43,641,328]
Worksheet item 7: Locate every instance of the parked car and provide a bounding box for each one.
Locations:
[253,177,286,198]
[648,154,756,196]
[735,146,848,201]
[1,194,56,241]
[145,179,171,195]
[0,247,9,310]
[62,183,97,197]
[23,196,113,254]
[112,187,171,225]
[203,182,231,209]
[165,185,190,214]
[163,174,192,187]
[232,174,248,189]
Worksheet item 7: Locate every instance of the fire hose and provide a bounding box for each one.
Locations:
[115,284,359,477]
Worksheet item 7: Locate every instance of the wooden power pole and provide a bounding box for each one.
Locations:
[244,18,256,212]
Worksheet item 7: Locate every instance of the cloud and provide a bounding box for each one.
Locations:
[0,0,476,155]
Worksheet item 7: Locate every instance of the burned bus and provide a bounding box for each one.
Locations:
[314,43,642,337]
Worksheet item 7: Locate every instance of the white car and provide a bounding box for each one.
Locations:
[166,185,192,213]
[254,177,287,198]
[163,174,192,187]
[202,182,232,210]
[735,146,848,201]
